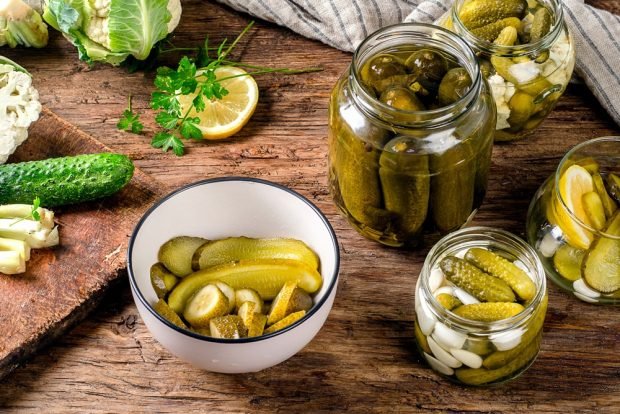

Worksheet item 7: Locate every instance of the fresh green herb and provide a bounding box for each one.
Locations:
[117,95,144,134]
[121,21,322,156]
[30,197,41,222]
[9,196,42,227]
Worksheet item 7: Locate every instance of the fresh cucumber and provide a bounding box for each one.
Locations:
[0,153,134,207]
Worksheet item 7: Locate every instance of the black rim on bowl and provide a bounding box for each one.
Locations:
[127,176,341,344]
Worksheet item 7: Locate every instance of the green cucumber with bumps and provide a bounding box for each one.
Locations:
[0,153,134,207]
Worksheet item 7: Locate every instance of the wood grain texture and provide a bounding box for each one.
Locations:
[0,109,168,379]
[1,1,619,412]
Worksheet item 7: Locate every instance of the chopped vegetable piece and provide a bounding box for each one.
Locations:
[158,236,207,277]
[153,298,187,329]
[183,284,229,328]
[234,288,264,313]
[0,236,29,260]
[264,310,306,335]
[192,237,319,272]
[552,244,585,282]
[582,212,620,293]
[0,249,24,274]
[167,259,322,313]
[209,315,247,339]
[267,281,313,325]
[150,263,179,299]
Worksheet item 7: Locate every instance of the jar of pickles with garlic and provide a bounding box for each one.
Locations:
[414,227,547,385]
[440,0,575,141]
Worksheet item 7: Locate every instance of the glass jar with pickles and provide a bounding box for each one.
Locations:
[415,227,548,385]
[526,137,620,305]
[440,0,575,141]
[328,24,496,248]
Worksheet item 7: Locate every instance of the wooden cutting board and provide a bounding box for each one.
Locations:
[0,108,168,378]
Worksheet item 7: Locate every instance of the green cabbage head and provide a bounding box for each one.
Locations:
[43,0,182,65]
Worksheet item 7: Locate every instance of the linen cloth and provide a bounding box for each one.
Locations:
[215,0,620,126]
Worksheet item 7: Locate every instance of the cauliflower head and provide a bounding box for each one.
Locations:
[43,0,182,65]
[0,57,41,164]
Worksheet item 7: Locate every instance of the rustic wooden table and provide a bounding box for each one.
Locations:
[1,1,619,412]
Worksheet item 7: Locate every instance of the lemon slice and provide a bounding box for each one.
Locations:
[179,66,259,140]
[555,165,595,249]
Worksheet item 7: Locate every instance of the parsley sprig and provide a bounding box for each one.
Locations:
[117,21,322,156]
[117,95,144,134]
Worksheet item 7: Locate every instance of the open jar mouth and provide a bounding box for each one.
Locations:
[420,227,547,334]
[450,0,565,57]
[350,23,483,129]
[554,136,620,240]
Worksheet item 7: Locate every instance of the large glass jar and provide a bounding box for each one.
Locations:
[328,24,496,248]
[415,227,548,385]
[526,137,620,305]
[440,0,575,141]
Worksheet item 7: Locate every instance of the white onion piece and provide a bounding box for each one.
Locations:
[424,352,454,376]
[491,329,524,351]
[450,348,483,369]
[454,288,480,305]
[433,322,467,349]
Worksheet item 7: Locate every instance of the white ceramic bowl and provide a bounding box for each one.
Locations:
[127,177,340,373]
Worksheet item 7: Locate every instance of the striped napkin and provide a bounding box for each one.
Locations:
[216,0,620,126]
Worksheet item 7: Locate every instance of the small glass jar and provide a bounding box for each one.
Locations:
[526,137,620,305]
[414,227,548,386]
[440,0,575,141]
[328,24,496,248]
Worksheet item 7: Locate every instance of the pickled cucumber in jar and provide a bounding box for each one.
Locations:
[445,0,576,141]
[329,27,496,247]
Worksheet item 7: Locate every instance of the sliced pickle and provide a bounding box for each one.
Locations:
[592,173,617,218]
[436,293,463,310]
[582,211,620,293]
[553,244,586,282]
[168,259,323,313]
[238,302,268,337]
[209,315,248,339]
[213,281,236,313]
[414,320,432,354]
[582,191,606,230]
[183,284,229,328]
[267,281,313,325]
[192,237,319,272]
[464,248,536,301]
[153,299,187,329]
[235,288,264,313]
[150,263,179,298]
[455,335,540,385]
[440,256,516,302]
[158,236,208,277]
[573,157,600,175]
[264,310,306,334]
[606,173,620,204]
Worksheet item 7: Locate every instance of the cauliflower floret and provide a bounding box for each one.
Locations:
[0,63,41,164]
[488,74,511,130]
[84,0,181,49]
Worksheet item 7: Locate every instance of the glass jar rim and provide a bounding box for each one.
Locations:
[350,22,483,129]
[554,136,620,239]
[450,0,565,57]
[420,226,547,334]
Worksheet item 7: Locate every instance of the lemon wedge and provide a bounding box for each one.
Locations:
[179,66,258,140]
[554,165,595,249]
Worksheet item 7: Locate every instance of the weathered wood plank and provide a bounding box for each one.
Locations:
[0,0,618,412]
